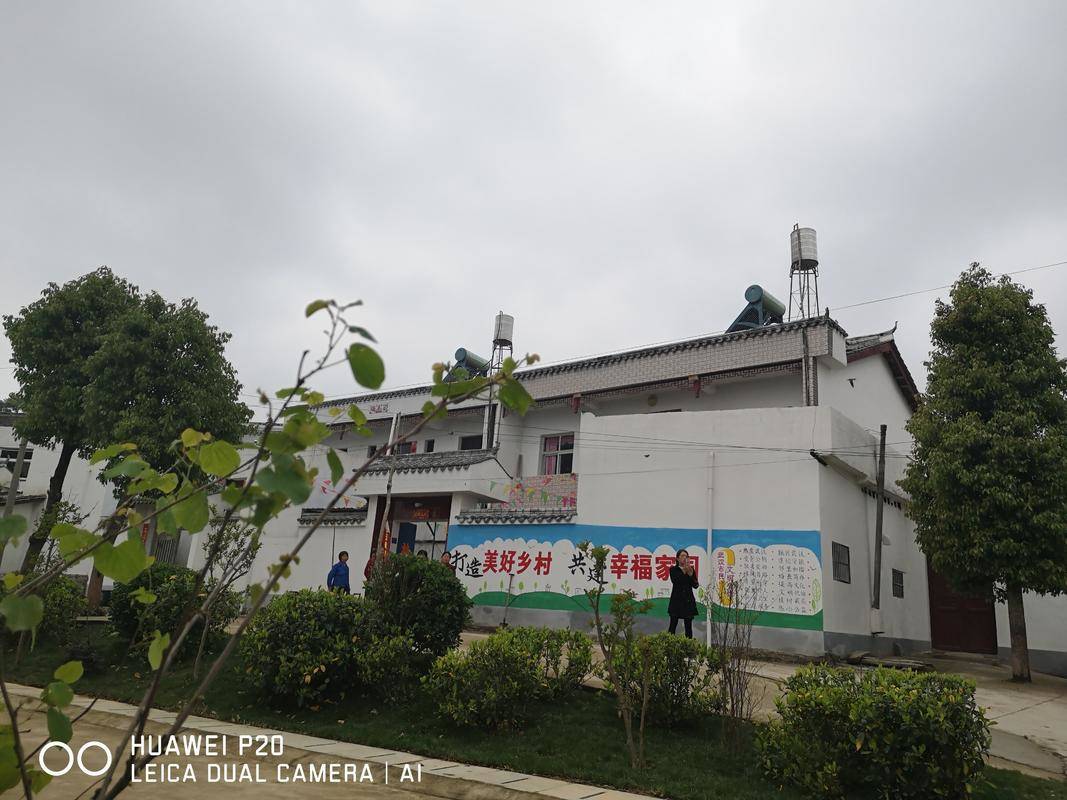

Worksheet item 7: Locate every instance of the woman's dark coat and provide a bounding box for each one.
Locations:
[668,564,699,619]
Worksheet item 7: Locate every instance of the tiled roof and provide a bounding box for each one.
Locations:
[315,316,848,409]
[0,492,46,505]
[455,509,578,524]
[516,317,847,379]
[298,507,368,526]
[363,449,499,474]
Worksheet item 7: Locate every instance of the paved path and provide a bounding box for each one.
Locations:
[5,684,656,800]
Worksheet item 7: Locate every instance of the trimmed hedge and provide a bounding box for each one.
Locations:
[240,589,379,707]
[110,562,241,657]
[757,665,991,799]
[600,632,722,727]
[508,626,593,698]
[424,630,541,730]
[364,553,471,657]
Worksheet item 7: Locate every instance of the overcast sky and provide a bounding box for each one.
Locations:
[3,1,1066,410]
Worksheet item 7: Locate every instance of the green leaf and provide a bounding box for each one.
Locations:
[498,377,533,415]
[0,595,43,632]
[2,573,22,591]
[256,456,312,504]
[199,440,240,477]
[347,405,367,426]
[29,768,51,793]
[327,449,344,487]
[347,344,385,389]
[305,391,325,406]
[103,456,149,480]
[41,681,73,708]
[181,428,210,448]
[89,442,137,465]
[155,496,178,535]
[0,516,27,543]
[347,325,377,343]
[148,630,170,670]
[53,661,83,685]
[156,472,180,495]
[131,586,157,605]
[46,708,72,743]
[305,299,330,317]
[94,538,154,583]
[51,524,97,558]
[172,480,210,532]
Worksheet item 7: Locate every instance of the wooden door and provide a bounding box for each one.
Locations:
[927,565,997,654]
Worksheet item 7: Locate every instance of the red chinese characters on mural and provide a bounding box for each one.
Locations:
[478,549,553,576]
[607,552,698,582]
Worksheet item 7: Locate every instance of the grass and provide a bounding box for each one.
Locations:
[9,631,1067,800]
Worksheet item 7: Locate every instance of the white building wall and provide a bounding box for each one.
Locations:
[817,355,913,448]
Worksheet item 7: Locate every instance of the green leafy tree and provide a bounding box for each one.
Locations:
[0,295,537,798]
[3,268,252,572]
[901,264,1067,682]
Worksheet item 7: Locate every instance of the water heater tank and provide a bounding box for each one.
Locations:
[790,226,819,271]
[493,312,514,346]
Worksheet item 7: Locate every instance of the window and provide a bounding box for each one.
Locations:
[367,444,378,458]
[395,441,416,455]
[424,439,435,453]
[1,448,32,480]
[459,434,483,451]
[540,433,575,475]
[892,569,904,598]
[832,541,851,584]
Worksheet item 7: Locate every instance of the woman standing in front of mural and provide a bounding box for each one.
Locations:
[668,549,699,638]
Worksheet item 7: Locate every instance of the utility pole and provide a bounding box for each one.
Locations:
[871,424,887,609]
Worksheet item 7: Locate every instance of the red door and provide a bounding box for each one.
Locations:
[927,566,998,654]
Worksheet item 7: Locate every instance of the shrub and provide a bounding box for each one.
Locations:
[240,589,379,707]
[424,630,541,730]
[0,572,87,645]
[600,632,722,727]
[109,562,241,657]
[508,626,593,698]
[364,553,471,656]
[357,632,429,703]
[756,665,991,799]
[39,575,88,645]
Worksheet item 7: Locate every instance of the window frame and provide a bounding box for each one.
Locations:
[424,439,435,453]
[540,432,575,475]
[1,447,32,480]
[831,541,851,584]
[395,441,416,455]
[459,434,484,451]
[892,568,904,598]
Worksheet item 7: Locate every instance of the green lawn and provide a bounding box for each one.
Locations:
[8,632,1066,800]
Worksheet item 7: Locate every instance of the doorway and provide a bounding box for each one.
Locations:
[927,565,997,654]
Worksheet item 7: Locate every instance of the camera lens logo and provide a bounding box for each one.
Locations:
[38,741,113,777]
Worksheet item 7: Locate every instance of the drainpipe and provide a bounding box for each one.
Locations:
[705,450,715,648]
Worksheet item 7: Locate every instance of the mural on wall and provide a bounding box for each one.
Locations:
[487,474,577,512]
[711,530,823,631]
[448,524,823,630]
[448,523,708,618]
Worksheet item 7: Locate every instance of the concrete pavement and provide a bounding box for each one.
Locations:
[5,684,657,800]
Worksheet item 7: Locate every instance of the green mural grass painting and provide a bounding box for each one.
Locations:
[471,591,824,630]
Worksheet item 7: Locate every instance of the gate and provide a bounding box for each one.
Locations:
[927,565,997,654]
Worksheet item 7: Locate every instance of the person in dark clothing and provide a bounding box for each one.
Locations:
[668,548,698,638]
[327,550,351,595]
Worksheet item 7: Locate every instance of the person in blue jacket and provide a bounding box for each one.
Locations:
[327,550,350,595]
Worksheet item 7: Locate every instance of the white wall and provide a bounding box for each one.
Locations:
[817,355,914,448]
[995,592,1067,668]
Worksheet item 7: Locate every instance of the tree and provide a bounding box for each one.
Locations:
[2,268,252,572]
[901,264,1067,682]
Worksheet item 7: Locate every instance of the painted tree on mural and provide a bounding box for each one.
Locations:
[902,264,1067,682]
